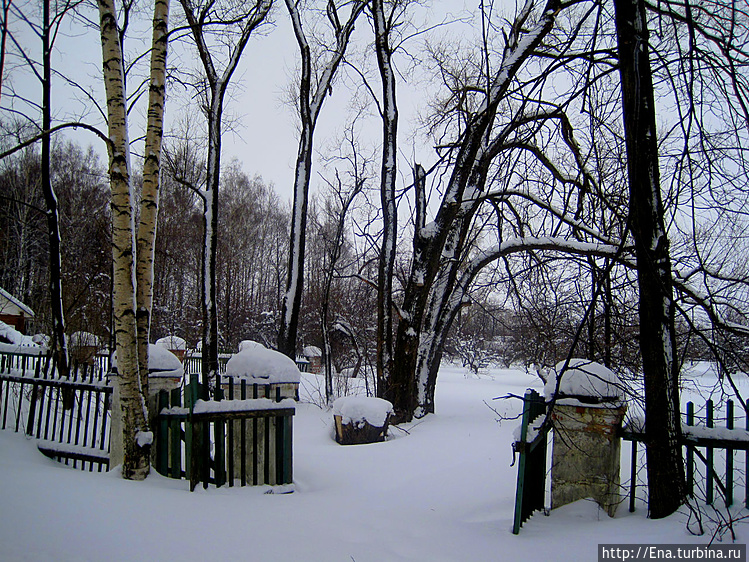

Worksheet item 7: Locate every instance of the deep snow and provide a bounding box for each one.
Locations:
[0,364,746,561]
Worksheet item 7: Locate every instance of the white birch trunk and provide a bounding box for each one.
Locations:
[98,0,149,480]
[136,0,170,421]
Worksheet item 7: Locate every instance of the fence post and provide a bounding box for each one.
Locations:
[629,440,637,513]
[726,400,734,507]
[706,399,714,505]
[686,402,694,497]
[746,400,749,509]
[155,390,169,475]
[214,373,226,487]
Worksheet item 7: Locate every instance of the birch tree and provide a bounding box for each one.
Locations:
[98,0,170,479]
[135,0,170,411]
[277,0,368,358]
[177,0,272,386]
[98,0,150,479]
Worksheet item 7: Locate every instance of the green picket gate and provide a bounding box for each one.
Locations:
[512,389,549,534]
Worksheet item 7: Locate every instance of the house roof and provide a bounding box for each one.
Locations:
[0,287,35,318]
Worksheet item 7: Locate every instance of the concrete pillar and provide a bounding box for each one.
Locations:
[551,402,626,517]
[108,370,183,470]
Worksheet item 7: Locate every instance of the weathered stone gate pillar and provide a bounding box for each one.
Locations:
[547,359,626,517]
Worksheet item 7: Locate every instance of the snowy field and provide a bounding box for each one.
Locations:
[1,363,747,561]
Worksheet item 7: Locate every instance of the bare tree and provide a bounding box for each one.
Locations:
[98,0,171,479]
[135,0,170,411]
[278,0,368,358]
[177,0,272,386]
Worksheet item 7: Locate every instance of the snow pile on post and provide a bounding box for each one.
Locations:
[155,336,186,351]
[69,331,100,348]
[302,345,322,358]
[0,320,40,353]
[112,343,183,378]
[238,340,265,353]
[333,396,393,428]
[544,358,623,405]
[225,346,301,384]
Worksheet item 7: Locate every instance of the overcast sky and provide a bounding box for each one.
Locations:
[6,0,494,202]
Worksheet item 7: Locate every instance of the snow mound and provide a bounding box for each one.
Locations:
[110,344,184,378]
[238,340,265,353]
[155,335,186,350]
[544,358,623,402]
[333,396,393,428]
[225,347,300,384]
[69,331,100,348]
[302,346,322,357]
[0,320,40,352]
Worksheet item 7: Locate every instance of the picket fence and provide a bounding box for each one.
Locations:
[0,350,296,490]
[0,351,112,471]
[155,374,295,491]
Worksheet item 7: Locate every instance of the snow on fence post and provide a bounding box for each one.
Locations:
[547,359,626,518]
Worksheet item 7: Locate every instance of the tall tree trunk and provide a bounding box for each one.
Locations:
[278,0,367,359]
[614,0,686,518]
[0,0,12,103]
[201,92,221,388]
[98,0,150,480]
[41,0,69,378]
[136,0,170,408]
[179,0,271,385]
[386,0,562,422]
[373,0,398,398]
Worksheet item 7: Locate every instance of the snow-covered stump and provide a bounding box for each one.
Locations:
[222,347,300,485]
[333,396,393,445]
[546,359,626,517]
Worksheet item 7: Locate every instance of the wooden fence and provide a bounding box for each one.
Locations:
[154,373,294,491]
[623,398,749,511]
[0,351,112,471]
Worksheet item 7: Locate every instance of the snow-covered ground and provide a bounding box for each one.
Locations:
[1,364,746,561]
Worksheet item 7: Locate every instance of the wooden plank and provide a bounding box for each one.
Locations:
[157,408,296,422]
[37,442,110,466]
[26,380,39,437]
[726,400,734,507]
[686,402,694,496]
[0,372,111,392]
[512,390,534,535]
[156,390,169,475]
[707,400,714,505]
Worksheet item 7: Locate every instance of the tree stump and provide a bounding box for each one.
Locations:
[333,396,393,445]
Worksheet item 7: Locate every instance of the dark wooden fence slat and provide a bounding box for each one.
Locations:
[227,378,235,486]
[686,402,694,496]
[726,400,734,507]
[707,400,714,504]
[14,379,25,432]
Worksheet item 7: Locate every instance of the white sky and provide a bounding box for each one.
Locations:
[5,0,488,203]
